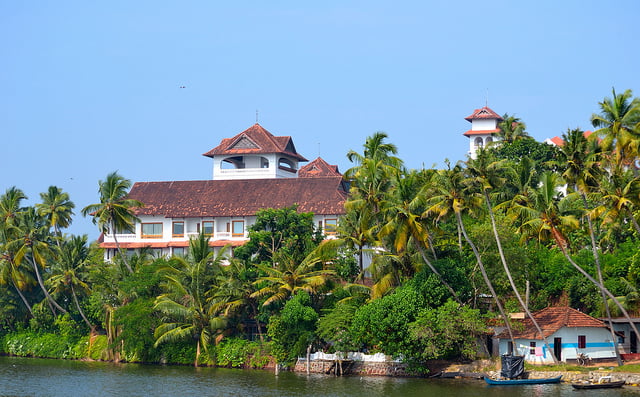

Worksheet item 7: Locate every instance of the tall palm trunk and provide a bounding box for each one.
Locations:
[111,219,133,273]
[29,256,67,314]
[71,283,93,329]
[12,281,34,317]
[581,193,622,365]
[414,243,461,304]
[483,190,558,363]
[553,233,640,343]
[456,211,518,352]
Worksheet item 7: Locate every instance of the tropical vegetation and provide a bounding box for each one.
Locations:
[1,88,640,375]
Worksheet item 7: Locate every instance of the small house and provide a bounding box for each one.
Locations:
[497,307,617,364]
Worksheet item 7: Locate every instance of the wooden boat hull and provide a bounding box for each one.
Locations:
[571,380,625,389]
[484,375,563,385]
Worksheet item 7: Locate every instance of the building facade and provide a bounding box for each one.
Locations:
[463,106,502,159]
[99,124,348,259]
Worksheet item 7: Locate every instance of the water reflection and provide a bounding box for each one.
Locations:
[0,356,637,397]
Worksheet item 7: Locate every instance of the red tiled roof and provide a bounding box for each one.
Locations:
[202,123,308,162]
[126,177,348,218]
[546,130,595,147]
[464,106,503,122]
[499,306,606,340]
[299,157,342,177]
[463,128,500,137]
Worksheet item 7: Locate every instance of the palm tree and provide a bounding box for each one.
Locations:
[251,249,335,308]
[591,88,640,171]
[508,171,640,343]
[82,172,143,273]
[467,149,557,363]
[7,207,67,314]
[154,236,229,366]
[208,258,264,341]
[378,170,461,303]
[48,235,93,329]
[498,114,529,143]
[345,132,403,217]
[36,186,75,247]
[597,170,640,237]
[0,187,34,316]
[426,162,517,350]
[555,128,623,363]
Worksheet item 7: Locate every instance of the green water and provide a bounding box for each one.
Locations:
[0,356,637,396]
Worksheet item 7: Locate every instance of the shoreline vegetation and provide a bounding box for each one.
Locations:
[2,88,640,375]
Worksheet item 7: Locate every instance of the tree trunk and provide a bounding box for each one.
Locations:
[195,339,201,367]
[581,193,622,365]
[456,212,518,352]
[13,281,34,317]
[555,239,640,344]
[483,191,558,363]
[30,256,67,314]
[111,219,133,273]
[415,243,461,304]
[71,283,93,330]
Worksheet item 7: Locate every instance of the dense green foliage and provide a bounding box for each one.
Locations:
[1,88,640,371]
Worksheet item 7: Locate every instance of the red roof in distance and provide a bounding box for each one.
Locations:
[464,106,503,122]
[202,123,308,162]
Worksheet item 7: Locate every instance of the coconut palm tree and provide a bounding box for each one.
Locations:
[554,127,623,363]
[597,169,640,237]
[498,114,529,143]
[208,258,263,341]
[591,88,640,171]
[48,235,93,329]
[82,172,143,273]
[508,171,640,342]
[7,207,67,314]
[378,169,461,303]
[426,162,517,350]
[36,186,75,247]
[467,149,558,363]
[251,249,336,308]
[154,236,229,366]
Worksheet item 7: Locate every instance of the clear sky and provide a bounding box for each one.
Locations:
[2,1,639,240]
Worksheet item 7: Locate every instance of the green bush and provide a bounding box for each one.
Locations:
[3,331,79,359]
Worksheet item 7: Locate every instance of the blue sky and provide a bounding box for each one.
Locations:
[2,1,639,239]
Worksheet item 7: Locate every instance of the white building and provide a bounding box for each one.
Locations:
[463,106,502,159]
[99,123,348,259]
[497,306,617,364]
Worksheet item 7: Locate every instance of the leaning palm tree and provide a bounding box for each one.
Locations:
[555,127,622,364]
[36,186,75,247]
[467,149,557,363]
[48,235,93,329]
[378,169,461,303]
[425,162,517,350]
[8,207,67,314]
[508,171,640,343]
[82,172,143,273]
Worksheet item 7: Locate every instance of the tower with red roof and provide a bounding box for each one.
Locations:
[463,106,503,159]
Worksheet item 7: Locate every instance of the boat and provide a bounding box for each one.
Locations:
[484,375,563,385]
[571,376,625,389]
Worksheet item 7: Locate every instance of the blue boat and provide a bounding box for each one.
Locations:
[484,375,563,385]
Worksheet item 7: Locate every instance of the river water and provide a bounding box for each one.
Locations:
[0,356,638,397]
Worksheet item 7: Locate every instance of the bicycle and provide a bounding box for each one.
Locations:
[576,352,592,366]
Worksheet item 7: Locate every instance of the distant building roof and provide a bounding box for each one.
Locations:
[127,177,348,218]
[463,128,501,137]
[464,106,503,122]
[499,306,606,340]
[545,130,595,147]
[299,157,342,177]
[202,123,308,162]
